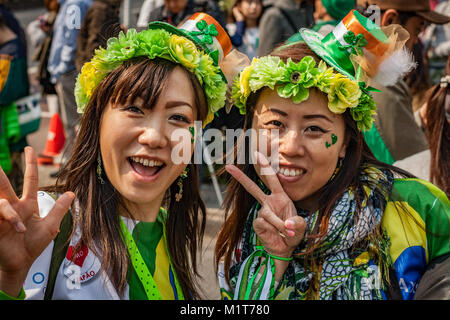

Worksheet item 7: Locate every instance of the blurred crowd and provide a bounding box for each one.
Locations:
[0,0,449,197]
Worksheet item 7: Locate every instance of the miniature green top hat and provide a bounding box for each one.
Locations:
[298,10,389,80]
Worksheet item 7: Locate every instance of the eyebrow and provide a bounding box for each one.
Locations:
[303,114,333,123]
[264,108,333,123]
[165,100,193,109]
[265,108,288,116]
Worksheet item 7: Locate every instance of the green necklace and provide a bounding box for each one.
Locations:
[119,217,163,300]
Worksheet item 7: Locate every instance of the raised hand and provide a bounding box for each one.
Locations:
[0,147,74,296]
[225,151,306,259]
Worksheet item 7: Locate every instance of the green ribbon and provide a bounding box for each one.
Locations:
[119,217,163,300]
[237,247,277,300]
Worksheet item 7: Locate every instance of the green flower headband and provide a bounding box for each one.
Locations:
[74,28,227,125]
[231,55,377,131]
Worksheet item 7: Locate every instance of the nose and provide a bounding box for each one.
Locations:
[138,124,169,149]
[278,129,305,158]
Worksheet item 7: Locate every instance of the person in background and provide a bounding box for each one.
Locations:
[137,0,164,29]
[405,40,432,112]
[313,0,355,35]
[356,0,449,164]
[257,0,314,56]
[227,0,263,60]
[396,56,450,197]
[28,0,60,116]
[421,0,450,84]
[147,0,226,28]
[75,0,123,72]
[0,8,30,195]
[0,1,26,49]
[47,0,92,161]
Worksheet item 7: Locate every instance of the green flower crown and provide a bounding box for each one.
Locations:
[75,28,227,125]
[231,55,377,131]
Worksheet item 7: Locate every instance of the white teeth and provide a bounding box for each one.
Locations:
[131,157,163,167]
[278,167,304,177]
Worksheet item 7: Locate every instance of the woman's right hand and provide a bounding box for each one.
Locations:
[0,147,74,297]
[232,7,245,22]
[225,152,306,259]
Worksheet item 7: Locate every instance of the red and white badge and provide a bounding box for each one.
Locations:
[64,243,101,284]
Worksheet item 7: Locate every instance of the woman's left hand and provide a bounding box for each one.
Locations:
[225,152,306,259]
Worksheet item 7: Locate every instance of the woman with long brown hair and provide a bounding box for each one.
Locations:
[215,11,450,300]
[0,13,232,300]
[423,56,450,196]
[396,56,450,196]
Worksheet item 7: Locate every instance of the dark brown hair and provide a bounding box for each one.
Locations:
[424,57,450,196]
[46,57,208,299]
[214,42,413,285]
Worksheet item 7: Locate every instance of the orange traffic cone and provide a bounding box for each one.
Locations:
[37,113,66,165]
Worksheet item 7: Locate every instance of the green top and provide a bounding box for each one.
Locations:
[127,219,164,300]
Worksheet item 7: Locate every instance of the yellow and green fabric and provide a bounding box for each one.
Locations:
[127,216,183,300]
[381,178,450,299]
[220,167,450,300]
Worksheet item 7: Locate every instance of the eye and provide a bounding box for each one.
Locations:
[123,105,144,114]
[305,125,328,133]
[265,120,284,128]
[169,114,191,123]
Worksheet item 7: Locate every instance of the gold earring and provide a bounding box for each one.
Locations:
[175,167,189,202]
[97,153,105,184]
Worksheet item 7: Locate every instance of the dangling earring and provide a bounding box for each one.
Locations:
[330,157,343,181]
[97,153,105,185]
[175,167,189,202]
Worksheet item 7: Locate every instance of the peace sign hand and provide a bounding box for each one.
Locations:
[225,152,306,259]
[0,147,74,297]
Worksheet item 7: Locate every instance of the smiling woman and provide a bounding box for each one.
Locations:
[215,10,450,300]
[0,13,232,300]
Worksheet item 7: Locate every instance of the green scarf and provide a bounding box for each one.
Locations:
[228,165,394,300]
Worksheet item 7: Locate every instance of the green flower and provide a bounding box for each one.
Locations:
[315,61,336,94]
[327,74,361,113]
[277,56,319,104]
[248,56,284,91]
[104,29,139,62]
[168,34,200,70]
[232,77,247,115]
[349,92,377,131]
[196,54,219,86]
[137,29,171,59]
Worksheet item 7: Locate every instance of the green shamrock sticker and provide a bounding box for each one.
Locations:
[342,31,368,56]
[189,20,219,45]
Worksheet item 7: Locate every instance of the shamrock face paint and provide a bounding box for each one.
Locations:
[189,126,195,144]
[325,133,338,148]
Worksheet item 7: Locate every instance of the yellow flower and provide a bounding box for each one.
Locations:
[168,35,200,70]
[203,112,215,128]
[79,62,98,98]
[239,59,258,97]
[327,75,361,114]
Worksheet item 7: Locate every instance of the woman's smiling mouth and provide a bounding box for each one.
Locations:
[128,156,166,180]
[275,165,307,183]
